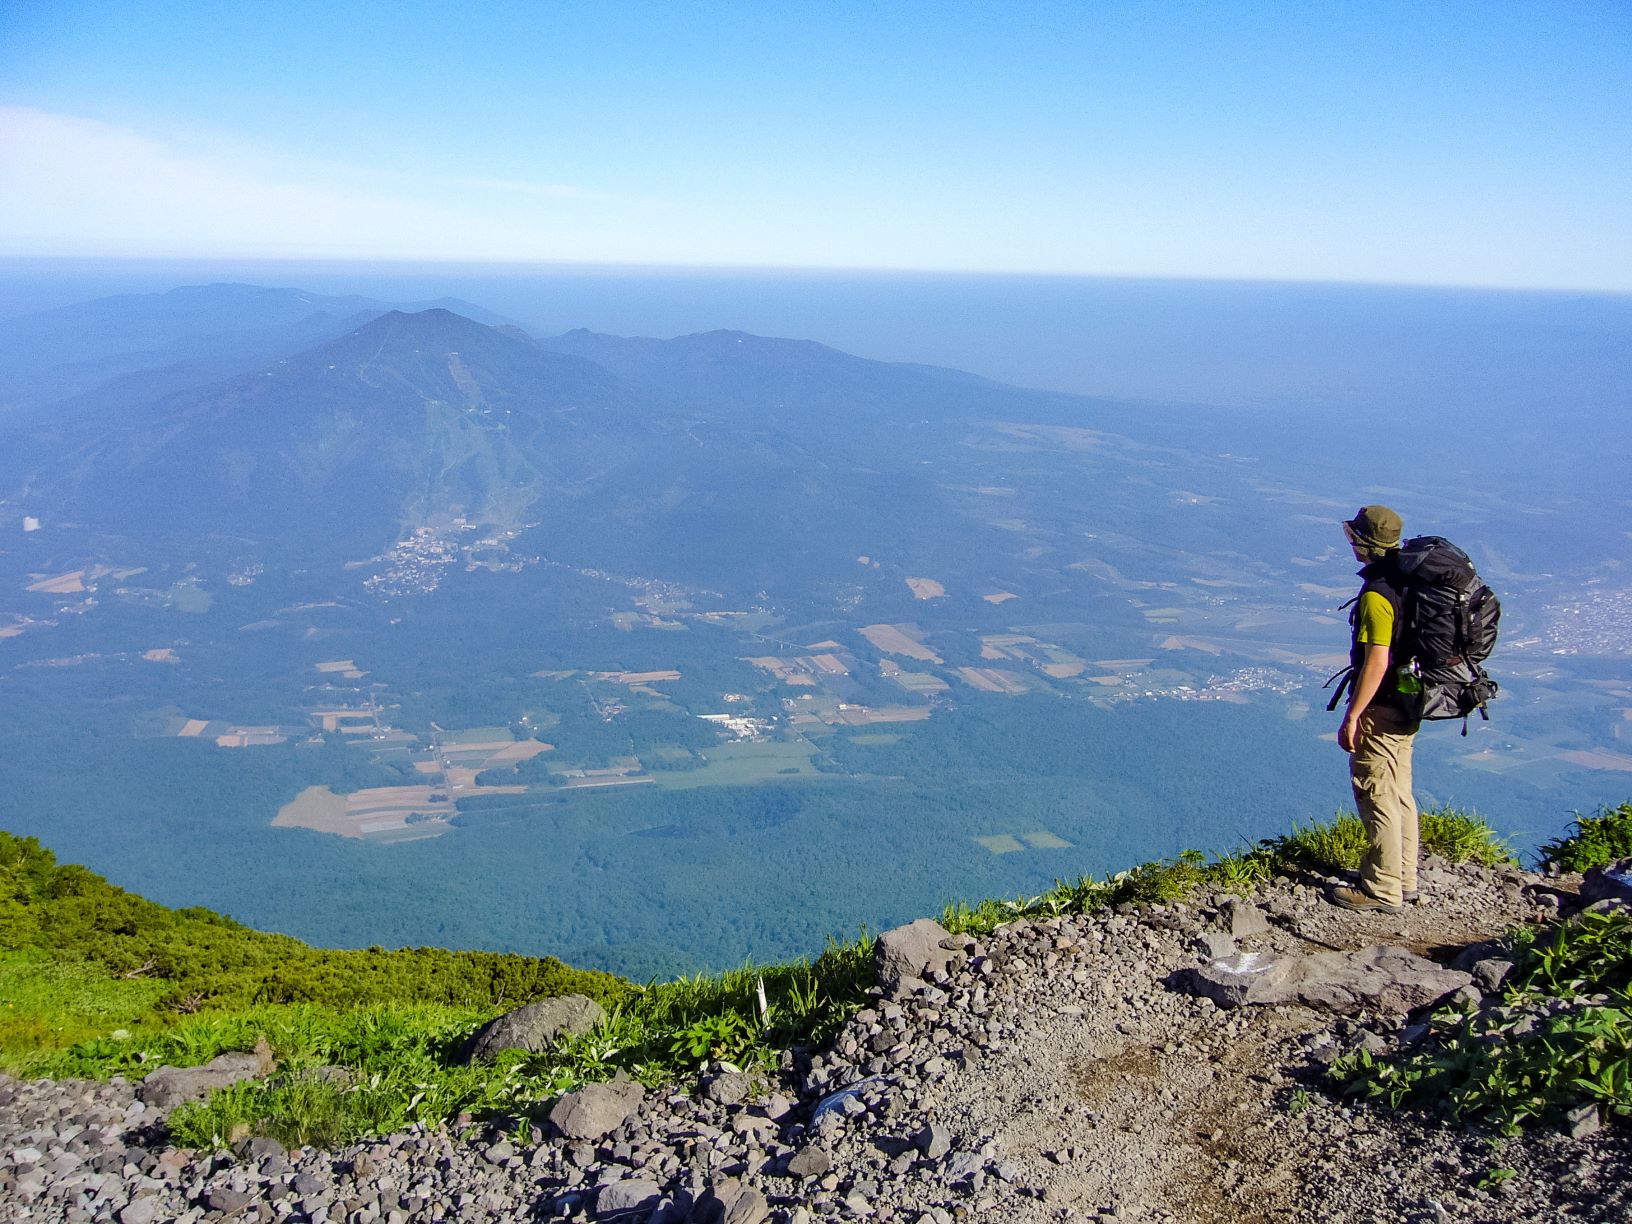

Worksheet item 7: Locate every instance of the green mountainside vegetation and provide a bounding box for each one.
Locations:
[13,804,1626,1149]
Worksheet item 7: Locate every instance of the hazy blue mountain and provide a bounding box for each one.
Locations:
[7,309,619,555]
[0,282,519,416]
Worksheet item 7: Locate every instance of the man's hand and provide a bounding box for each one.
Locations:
[1338,711,1362,753]
[1339,643,1390,754]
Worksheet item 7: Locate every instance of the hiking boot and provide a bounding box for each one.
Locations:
[1337,869,1419,905]
[1329,885,1404,914]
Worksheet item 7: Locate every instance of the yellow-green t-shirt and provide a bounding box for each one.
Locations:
[1356,590,1395,646]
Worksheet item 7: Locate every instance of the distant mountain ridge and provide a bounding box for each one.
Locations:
[535,326,1042,421]
[12,308,631,552]
[0,283,519,417]
[0,290,1114,575]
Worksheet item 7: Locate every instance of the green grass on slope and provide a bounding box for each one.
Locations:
[0,830,631,1033]
[1,949,169,1056]
[941,805,1514,936]
[0,805,1533,1148]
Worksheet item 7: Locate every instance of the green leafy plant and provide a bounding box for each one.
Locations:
[667,1012,758,1067]
[1331,909,1632,1133]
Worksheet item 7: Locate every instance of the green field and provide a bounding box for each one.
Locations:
[438,726,514,746]
[650,739,825,790]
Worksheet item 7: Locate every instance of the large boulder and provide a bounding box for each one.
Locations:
[874,918,957,997]
[463,994,605,1063]
[139,1038,274,1111]
[1181,944,1471,1013]
[548,1077,645,1140]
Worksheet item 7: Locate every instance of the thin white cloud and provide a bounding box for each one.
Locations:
[0,107,653,259]
[452,176,656,208]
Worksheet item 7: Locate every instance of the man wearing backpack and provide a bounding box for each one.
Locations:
[1326,506,1502,913]
[1332,505,1420,913]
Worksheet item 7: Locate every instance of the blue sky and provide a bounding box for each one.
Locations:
[1,1,1628,289]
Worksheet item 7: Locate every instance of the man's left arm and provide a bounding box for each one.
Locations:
[1339,642,1390,753]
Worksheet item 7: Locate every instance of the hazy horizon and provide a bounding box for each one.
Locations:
[3,259,1629,422]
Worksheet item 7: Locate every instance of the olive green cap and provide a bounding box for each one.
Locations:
[1344,505,1403,551]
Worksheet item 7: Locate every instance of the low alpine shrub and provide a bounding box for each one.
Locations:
[1538,802,1632,873]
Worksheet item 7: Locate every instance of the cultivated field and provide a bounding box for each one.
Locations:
[214,727,286,748]
[314,659,367,679]
[975,829,1073,854]
[859,623,942,663]
[956,667,1030,695]
[1557,749,1632,773]
[831,704,932,726]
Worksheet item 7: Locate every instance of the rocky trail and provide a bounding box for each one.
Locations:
[4,857,1628,1224]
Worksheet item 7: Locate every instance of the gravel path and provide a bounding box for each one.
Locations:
[3,858,1627,1223]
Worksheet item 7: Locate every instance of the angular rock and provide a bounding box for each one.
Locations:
[875,919,957,997]
[702,1069,754,1106]
[811,1075,888,1127]
[1181,950,1298,1008]
[1220,898,1271,938]
[1580,858,1632,905]
[785,1146,831,1178]
[595,1177,663,1219]
[943,1149,985,1184]
[724,1186,770,1224]
[1194,931,1237,960]
[1565,1102,1602,1139]
[138,1041,273,1111]
[1288,945,1473,1013]
[916,1121,953,1160]
[463,994,605,1063]
[205,1187,255,1213]
[1470,957,1514,994]
[548,1078,645,1140]
[1182,944,1473,1013]
[234,1135,287,1165]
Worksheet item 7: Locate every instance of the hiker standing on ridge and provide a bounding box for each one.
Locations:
[1331,505,1419,914]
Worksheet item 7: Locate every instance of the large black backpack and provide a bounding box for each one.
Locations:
[1325,535,1501,728]
[1391,536,1501,724]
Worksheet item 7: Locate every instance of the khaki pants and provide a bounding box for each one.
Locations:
[1350,704,1421,906]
